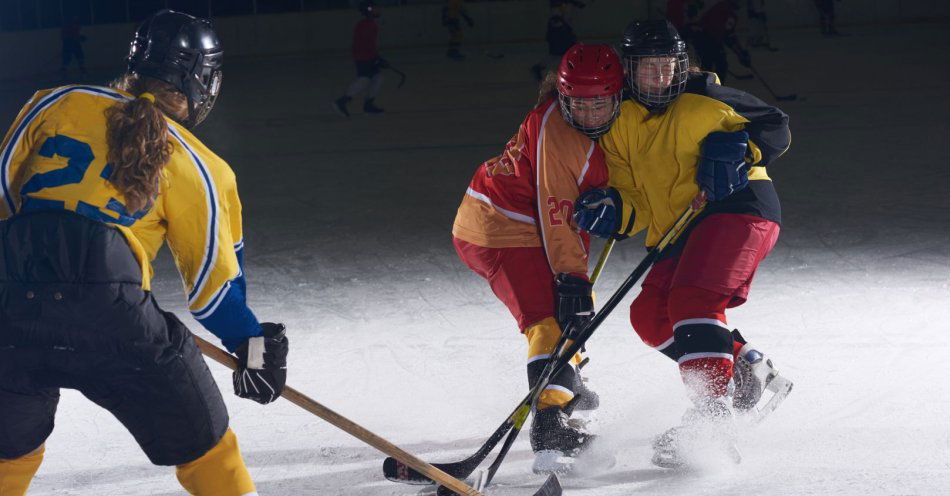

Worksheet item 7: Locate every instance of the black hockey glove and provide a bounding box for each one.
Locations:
[233,322,288,405]
[555,274,594,339]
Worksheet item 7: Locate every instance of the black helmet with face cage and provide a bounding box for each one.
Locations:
[128,10,223,128]
[620,20,689,110]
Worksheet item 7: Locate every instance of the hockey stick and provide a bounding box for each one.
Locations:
[385,238,616,488]
[192,335,484,496]
[388,66,407,89]
[467,205,701,492]
[388,205,701,488]
[749,66,797,101]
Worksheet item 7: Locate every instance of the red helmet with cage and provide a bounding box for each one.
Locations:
[556,43,624,139]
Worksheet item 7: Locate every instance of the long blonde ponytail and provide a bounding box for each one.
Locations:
[105,74,186,212]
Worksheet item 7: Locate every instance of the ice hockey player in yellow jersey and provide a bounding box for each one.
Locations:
[0,10,288,496]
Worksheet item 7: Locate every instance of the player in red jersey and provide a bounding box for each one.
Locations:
[452,44,623,474]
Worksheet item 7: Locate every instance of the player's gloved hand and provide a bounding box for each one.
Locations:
[555,273,593,339]
[697,131,750,202]
[573,187,622,239]
[463,14,474,27]
[233,322,288,404]
[737,49,752,68]
[375,57,391,69]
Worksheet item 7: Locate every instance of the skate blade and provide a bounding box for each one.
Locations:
[751,375,793,425]
[532,450,575,475]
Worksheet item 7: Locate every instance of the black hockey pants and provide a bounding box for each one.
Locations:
[0,210,228,465]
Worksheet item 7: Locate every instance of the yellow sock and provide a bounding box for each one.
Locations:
[0,444,45,496]
[176,429,256,496]
[525,317,583,410]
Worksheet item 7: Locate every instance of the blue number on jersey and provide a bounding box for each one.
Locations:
[19,134,148,226]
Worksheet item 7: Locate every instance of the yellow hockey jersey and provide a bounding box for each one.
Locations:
[0,85,260,349]
[600,90,781,247]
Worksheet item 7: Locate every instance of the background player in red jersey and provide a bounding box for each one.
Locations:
[452,44,623,475]
[334,1,386,116]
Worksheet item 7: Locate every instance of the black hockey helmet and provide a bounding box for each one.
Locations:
[127,9,223,128]
[620,20,689,109]
[358,1,378,17]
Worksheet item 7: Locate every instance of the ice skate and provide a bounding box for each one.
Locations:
[570,370,600,413]
[530,406,595,475]
[651,398,742,469]
[333,96,351,117]
[363,98,384,114]
[731,331,793,424]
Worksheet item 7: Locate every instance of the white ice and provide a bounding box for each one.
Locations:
[5,22,950,496]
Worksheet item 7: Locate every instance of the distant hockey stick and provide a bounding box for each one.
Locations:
[388,66,407,89]
[749,66,797,101]
[193,335,486,496]
[386,204,702,489]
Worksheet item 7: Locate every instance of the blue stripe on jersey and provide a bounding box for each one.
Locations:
[166,125,220,308]
[1,86,126,214]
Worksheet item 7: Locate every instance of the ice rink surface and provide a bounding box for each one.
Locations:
[3,21,949,496]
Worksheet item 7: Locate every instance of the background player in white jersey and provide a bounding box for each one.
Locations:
[0,10,287,495]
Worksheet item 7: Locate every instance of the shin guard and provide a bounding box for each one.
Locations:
[525,318,579,410]
[0,444,44,496]
[176,429,256,496]
[673,321,735,399]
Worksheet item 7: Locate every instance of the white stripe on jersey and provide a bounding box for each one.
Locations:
[167,125,221,311]
[576,141,595,187]
[465,187,536,225]
[535,103,558,275]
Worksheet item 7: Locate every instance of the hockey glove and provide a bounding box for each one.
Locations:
[573,187,622,239]
[555,273,594,339]
[233,322,289,405]
[696,131,751,202]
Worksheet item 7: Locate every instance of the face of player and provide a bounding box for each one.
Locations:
[635,56,677,93]
[568,95,618,129]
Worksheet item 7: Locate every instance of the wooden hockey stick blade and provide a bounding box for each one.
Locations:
[193,334,483,496]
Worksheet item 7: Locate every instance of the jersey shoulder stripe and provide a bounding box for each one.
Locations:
[1,85,127,214]
[166,125,221,309]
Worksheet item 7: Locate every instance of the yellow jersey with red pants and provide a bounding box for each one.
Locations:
[600,74,789,402]
[0,86,257,496]
[453,98,608,410]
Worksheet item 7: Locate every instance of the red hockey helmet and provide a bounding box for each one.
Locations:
[556,44,624,139]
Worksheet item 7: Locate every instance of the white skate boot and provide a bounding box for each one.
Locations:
[731,330,794,424]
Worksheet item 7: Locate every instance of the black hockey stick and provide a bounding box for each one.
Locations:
[461,205,701,492]
[749,66,797,101]
[386,204,701,487]
[388,66,407,89]
[384,240,615,487]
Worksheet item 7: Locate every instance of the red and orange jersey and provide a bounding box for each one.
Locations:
[452,98,608,278]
